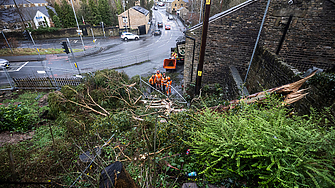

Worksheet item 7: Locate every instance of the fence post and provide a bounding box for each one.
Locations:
[49,67,60,89]
[3,67,14,89]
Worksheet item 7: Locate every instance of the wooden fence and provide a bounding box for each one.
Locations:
[13,77,82,89]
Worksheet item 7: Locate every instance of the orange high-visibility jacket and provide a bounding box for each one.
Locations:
[161,77,168,86]
[149,77,154,85]
[155,73,162,84]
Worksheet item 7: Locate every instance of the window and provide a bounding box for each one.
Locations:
[3,25,9,29]
[181,3,183,6]
[38,21,47,27]
[13,24,21,29]
[175,4,176,6]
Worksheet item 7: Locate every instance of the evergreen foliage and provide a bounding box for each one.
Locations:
[86,0,102,25]
[185,97,335,187]
[54,2,62,27]
[115,0,123,15]
[98,0,112,26]
[52,15,61,28]
[46,6,56,20]
[60,0,76,28]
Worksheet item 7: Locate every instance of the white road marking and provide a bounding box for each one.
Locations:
[16,61,29,71]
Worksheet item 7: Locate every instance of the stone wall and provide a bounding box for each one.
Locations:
[1,26,137,41]
[184,0,264,98]
[246,46,335,116]
[245,46,302,94]
[262,0,335,72]
[184,0,335,99]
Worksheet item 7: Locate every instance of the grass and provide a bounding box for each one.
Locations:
[0,48,83,56]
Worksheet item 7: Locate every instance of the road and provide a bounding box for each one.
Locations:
[0,6,186,86]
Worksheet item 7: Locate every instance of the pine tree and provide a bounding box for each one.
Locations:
[87,0,102,25]
[98,0,112,26]
[54,2,63,27]
[46,7,56,20]
[60,0,76,28]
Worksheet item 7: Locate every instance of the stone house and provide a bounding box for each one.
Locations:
[171,0,188,14]
[183,0,335,99]
[118,6,150,35]
[1,0,55,31]
[165,0,175,13]
[176,7,189,20]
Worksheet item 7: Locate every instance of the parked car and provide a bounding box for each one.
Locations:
[158,2,164,6]
[157,22,163,27]
[121,32,139,41]
[154,6,158,10]
[0,59,10,68]
[165,24,171,30]
[154,30,161,36]
[168,15,173,20]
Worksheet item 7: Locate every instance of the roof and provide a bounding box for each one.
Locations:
[189,0,256,31]
[132,6,149,16]
[25,0,49,3]
[1,5,55,23]
[165,0,174,2]
[2,0,28,5]
[2,0,48,5]
[178,7,188,11]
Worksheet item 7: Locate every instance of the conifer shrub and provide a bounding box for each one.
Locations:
[185,97,335,187]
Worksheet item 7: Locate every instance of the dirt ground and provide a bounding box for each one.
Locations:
[0,131,35,147]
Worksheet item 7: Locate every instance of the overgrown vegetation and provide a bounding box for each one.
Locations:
[0,91,48,132]
[0,69,334,187]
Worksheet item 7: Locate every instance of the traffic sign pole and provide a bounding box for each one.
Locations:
[67,38,81,75]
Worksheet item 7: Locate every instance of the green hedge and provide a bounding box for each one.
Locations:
[185,98,335,187]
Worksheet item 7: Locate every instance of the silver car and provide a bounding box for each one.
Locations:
[0,59,10,68]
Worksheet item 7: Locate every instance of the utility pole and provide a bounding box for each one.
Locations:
[69,0,85,51]
[195,0,211,95]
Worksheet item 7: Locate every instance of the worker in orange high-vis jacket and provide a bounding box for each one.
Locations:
[166,76,172,95]
[161,72,167,93]
[155,70,162,90]
[148,75,155,92]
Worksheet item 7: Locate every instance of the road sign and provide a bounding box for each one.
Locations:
[76,30,83,33]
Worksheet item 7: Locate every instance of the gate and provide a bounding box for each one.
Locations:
[138,25,146,35]
[80,25,88,36]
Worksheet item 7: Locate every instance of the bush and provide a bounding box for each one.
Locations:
[185,97,335,187]
[0,104,38,132]
[30,27,59,34]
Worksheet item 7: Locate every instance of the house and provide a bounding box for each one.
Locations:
[0,0,55,31]
[165,0,174,13]
[118,6,150,35]
[183,0,335,100]
[176,7,188,20]
[171,0,188,14]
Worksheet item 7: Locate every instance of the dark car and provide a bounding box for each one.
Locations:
[154,30,161,36]
[157,22,163,27]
